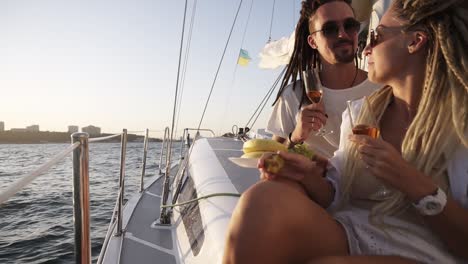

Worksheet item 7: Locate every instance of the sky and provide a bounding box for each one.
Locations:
[0,0,301,138]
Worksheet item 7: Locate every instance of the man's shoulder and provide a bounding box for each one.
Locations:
[280,80,303,99]
[353,78,381,90]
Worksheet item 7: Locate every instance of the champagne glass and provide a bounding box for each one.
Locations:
[302,69,333,137]
[347,96,392,200]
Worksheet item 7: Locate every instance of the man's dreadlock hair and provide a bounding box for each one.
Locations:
[272,0,353,107]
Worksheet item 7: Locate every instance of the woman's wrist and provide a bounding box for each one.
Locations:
[401,167,438,202]
[288,131,304,146]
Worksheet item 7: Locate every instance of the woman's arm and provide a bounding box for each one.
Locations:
[403,169,468,259]
[350,134,468,259]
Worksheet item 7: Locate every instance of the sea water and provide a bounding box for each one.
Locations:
[0,142,181,263]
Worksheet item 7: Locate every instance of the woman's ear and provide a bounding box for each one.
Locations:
[308,35,318,49]
[407,31,428,54]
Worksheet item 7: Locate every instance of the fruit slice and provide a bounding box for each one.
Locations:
[264,154,285,174]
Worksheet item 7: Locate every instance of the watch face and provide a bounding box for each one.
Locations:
[426,201,441,211]
[413,188,447,216]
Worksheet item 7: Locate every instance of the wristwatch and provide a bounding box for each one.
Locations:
[412,187,447,216]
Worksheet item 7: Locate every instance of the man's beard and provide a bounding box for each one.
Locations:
[335,51,355,63]
[333,39,355,63]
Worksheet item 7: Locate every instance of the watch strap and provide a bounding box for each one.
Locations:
[412,187,447,216]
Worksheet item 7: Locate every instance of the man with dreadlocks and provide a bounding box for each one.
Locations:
[266,0,379,158]
[224,0,467,263]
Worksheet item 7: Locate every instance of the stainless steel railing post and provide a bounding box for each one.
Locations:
[140,129,149,192]
[158,127,170,175]
[115,129,128,236]
[157,126,173,225]
[72,132,91,264]
[179,128,187,159]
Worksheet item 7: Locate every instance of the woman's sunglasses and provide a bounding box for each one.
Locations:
[369,29,379,47]
[369,26,409,48]
[311,18,361,38]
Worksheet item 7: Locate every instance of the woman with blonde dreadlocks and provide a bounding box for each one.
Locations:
[223,0,467,263]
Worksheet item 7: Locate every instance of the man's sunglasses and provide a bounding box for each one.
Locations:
[310,18,361,38]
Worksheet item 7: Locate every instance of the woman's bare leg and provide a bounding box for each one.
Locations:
[223,179,348,264]
[309,256,419,264]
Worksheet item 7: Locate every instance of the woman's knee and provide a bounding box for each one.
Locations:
[228,180,312,236]
[236,180,308,216]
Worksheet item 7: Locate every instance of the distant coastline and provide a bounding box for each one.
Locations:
[0,131,165,144]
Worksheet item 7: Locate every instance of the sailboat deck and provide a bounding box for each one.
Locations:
[206,137,260,193]
[102,136,261,263]
[119,174,177,263]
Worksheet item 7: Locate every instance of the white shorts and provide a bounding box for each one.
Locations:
[333,207,466,264]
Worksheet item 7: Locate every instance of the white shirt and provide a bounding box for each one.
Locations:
[325,98,468,263]
[267,78,379,158]
[327,98,468,210]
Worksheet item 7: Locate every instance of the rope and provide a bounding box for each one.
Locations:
[161,192,241,208]
[244,67,286,129]
[175,0,198,139]
[0,142,81,205]
[218,0,254,135]
[240,0,254,47]
[88,133,122,142]
[160,0,189,220]
[249,69,284,128]
[268,0,276,42]
[196,0,244,132]
[169,0,188,147]
[293,0,296,29]
[126,130,146,134]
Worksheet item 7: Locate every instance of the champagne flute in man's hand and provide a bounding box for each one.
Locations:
[302,69,332,137]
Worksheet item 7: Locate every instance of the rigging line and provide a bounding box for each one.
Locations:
[175,0,198,139]
[196,0,244,132]
[162,0,189,211]
[244,67,286,128]
[218,0,253,135]
[268,0,276,42]
[244,75,279,128]
[293,0,296,29]
[169,0,188,146]
[249,70,284,129]
[240,0,254,47]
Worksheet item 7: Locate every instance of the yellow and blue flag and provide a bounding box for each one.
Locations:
[237,49,252,66]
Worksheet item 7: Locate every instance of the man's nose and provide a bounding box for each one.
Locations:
[337,25,349,38]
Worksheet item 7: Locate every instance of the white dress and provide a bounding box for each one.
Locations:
[326,99,468,263]
[267,79,379,158]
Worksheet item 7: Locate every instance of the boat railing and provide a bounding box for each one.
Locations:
[139,129,149,192]
[0,129,153,264]
[179,128,215,158]
[158,127,171,175]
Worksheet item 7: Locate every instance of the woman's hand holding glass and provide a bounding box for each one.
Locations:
[347,96,394,199]
[347,134,436,201]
